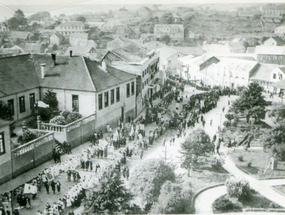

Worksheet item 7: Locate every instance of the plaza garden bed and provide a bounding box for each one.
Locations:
[229,148,285,179]
[213,191,282,214]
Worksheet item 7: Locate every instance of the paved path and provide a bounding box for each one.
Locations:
[194,95,285,214]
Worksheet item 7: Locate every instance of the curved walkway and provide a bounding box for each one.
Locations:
[194,96,285,214]
[195,185,227,214]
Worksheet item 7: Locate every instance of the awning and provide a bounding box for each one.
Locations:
[37,101,49,108]
[272,80,285,89]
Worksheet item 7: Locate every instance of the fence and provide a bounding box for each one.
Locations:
[11,131,54,178]
[39,113,96,149]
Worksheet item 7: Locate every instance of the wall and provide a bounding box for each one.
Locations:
[0,123,12,184]
[41,88,96,117]
[95,80,136,131]
[0,88,40,121]
[257,54,285,65]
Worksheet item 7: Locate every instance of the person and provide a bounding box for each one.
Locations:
[210,119,213,126]
[25,196,31,209]
[56,181,61,194]
[202,120,206,128]
[13,209,19,215]
[140,149,144,160]
[222,106,225,112]
[51,180,56,194]
[67,142,72,154]
[67,169,71,182]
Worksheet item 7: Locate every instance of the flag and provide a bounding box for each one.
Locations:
[23,183,37,194]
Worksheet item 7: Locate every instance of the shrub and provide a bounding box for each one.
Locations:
[50,115,67,125]
[269,202,281,208]
[225,177,251,202]
[247,161,252,167]
[26,116,38,129]
[213,195,242,213]
[223,120,231,128]
[272,144,285,161]
[0,100,13,120]
[238,155,244,162]
[66,112,82,124]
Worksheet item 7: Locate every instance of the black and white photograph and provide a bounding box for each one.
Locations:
[1,0,285,214]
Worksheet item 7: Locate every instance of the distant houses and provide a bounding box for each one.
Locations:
[55,21,85,36]
[154,24,184,42]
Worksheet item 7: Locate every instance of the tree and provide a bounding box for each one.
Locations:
[269,103,285,123]
[230,83,268,123]
[161,12,174,24]
[42,89,59,111]
[151,181,194,214]
[0,100,13,120]
[76,15,86,22]
[91,162,133,214]
[180,129,214,177]
[129,159,175,206]
[7,9,28,30]
[225,113,234,127]
[160,35,171,44]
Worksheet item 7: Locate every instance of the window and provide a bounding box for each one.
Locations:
[7,99,14,115]
[131,81,135,95]
[0,132,5,155]
[19,96,25,113]
[72,95,79,112]
[98,94,103,110]
[111,89,115,105]
[126,83,130,98]
[104,91,109,107]
[116,87,120,102]
[273,73,277,79]
[29,93,35,112]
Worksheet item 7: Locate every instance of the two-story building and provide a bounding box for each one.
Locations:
[103,43,160,113]
[262,4,285,22]
[154,24,184,42]
[274,25,285,37]
[255,45,285,65]
[55,21,85,36]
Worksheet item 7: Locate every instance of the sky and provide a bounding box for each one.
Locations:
[1,0,285,5]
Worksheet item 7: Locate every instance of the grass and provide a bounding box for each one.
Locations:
[182,159,229,193]
[229,148,285,179]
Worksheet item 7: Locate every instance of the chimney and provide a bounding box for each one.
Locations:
[102,60,106,71]
[51,53,56,65]
[70,50,73,57]
[41,64,46,79]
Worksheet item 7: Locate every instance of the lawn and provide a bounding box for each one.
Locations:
[181,159,229,193]
[229,148,285,179]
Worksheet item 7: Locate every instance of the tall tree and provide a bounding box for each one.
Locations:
[7,9,28,30]
[91,163,133,214]
[76,15,86,22]
[180,129,214,177]
[42,89,58,111]
[230,83,268,122]
[161,12,174,24]
[269,103,285,123]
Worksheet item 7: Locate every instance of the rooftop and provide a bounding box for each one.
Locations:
[218,57,258,73]
[69,33,88,40]
[255,45,285,55]
[59,21,84,27]
[0,54,39,97]
[250,64,284,81]
[157,46,181,59]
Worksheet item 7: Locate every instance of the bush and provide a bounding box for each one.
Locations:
[0,100,13,120]
[247,161,252,167]
[225,177,251,201]
[213,195,243,213]
[272,144,285,161]
[223,120,231,128]
[66,112,82,124]
[50,115,67,125]
[26,116,38,129]
[238,155,244,162]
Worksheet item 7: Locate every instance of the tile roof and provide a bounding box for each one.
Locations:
[18,43,45,54]
[170,46,204,56]
[64,45,96,56]
[157,46,182,59]
[0,54,39,97]
[69,33,88,40]
[111,44,148,63]
[59,21,84,27]
[186,54,218,67]
[9,31,31,40]
[272,79,285,89]
[255,45,285,55]
[218,57,258,73]
[143,41,166,51]
[84,58,137,91]
[178,54,195,64]
[33,54,95,91]
[249,64,282,81]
